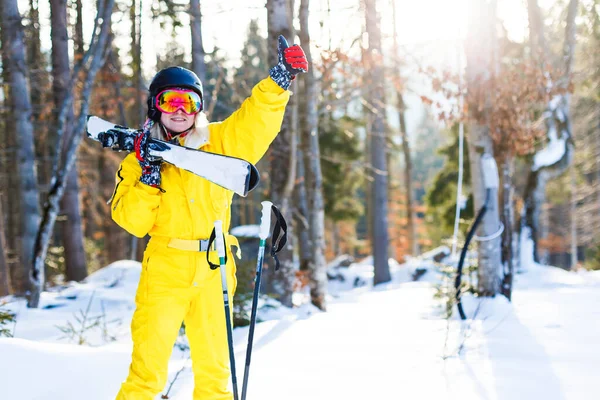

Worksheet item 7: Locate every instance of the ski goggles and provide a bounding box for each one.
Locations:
[155,88,202,115]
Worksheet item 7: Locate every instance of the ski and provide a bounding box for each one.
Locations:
[86,116,259,197]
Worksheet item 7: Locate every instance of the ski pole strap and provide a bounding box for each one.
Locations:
[207,227,227,270]
[269,205,287,271]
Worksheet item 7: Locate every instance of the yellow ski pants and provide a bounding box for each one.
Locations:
[116,238,237,400]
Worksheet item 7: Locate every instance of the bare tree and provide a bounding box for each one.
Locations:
[570,165,578,268]
[521,0,578,264]
[129,0,147,261]
[130,0,144,125]
[27,0,50,186]
[0,199,10,296]
[51,0,88,282]
[1,0,42,296]
[103,48,131,264]
[465,0,502,296]
[299,0,327,310]
[73,0,84,59]
[266,0,297,306]
[190,0,206,83]
[295,147,311,277]
[364,0,391,284]
[0,17,19,289]
[29,0,115,307]
[390,0,418,257]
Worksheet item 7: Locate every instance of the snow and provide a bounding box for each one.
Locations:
[532,124,566,171]
[230,224,260,238]
[532,95,569,171]
[1,256,600,399]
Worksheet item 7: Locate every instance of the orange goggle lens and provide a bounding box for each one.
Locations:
[155,89,202,115]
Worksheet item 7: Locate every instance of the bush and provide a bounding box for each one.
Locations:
[584,244,600,271]
[0,307,15,337]
[434,259,477,319]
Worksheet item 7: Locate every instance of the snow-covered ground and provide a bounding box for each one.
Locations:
[1,258,599,399]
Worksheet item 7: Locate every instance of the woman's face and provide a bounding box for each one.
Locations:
[160,109,195,133]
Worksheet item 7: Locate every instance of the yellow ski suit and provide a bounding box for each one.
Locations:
[113,77,290,399]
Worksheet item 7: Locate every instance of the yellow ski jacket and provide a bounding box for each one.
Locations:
[110,77,290,242]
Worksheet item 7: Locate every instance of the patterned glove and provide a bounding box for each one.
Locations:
[134,123,162,188]
[98,126,137,151]
[269,35,308,90]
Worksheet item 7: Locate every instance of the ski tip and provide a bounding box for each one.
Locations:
[245,163,260,197]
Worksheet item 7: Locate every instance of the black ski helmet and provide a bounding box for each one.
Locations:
[147,66,204,121]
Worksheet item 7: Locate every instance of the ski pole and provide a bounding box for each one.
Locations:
[241,201,273,400]
[214,220,240,400]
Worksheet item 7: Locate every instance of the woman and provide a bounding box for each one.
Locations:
[104,36,307,399]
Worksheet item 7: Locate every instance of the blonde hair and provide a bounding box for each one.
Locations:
[149,111,210,149]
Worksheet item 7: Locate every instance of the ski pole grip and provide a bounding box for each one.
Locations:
[214,220,226,258]
[259,201,273,240]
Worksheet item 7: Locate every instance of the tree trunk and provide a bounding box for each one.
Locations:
[190,0,206,84]
[521,0,577,263]
[131,0,144,124]
[390,0,418,257]
[73,0,84,58]
[500,158,514,300]
[266,0,296,307]
[567,0,578,269]
[0,24,19,290]
[466,0,501,296]
[564,0,578,78]
[570,165,578,269]
[27,0,49,187]
[0,199,11,296]
[29,0,114,307]
[398,95,418,256]
[527,0,548,61]
[107,48,133,263]
[299,0,327,310]
[295,146,312,273]
[51,0,87,282]
[332,221,340,256]
[364,0,391,285]
[597,119,600,241]
[105,46,136,261]
[60,170,87,281]
[1,0,42,297]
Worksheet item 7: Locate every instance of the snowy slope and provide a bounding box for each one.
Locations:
[1,259,599,399]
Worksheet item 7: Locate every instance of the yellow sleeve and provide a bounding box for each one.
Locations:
[110,153,161,238]
[210,77,291,164]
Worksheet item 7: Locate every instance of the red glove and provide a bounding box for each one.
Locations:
[281,42,308,74]
[269,35,308,90]
[133,129,150,163]
[134,124,162,187]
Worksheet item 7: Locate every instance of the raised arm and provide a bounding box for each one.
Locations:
[211,36,307,164]
[212,77,290,164]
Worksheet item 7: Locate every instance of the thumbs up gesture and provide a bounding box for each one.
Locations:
[269,35,308,90]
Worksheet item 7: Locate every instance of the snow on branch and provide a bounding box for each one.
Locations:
[532,95,571,171]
